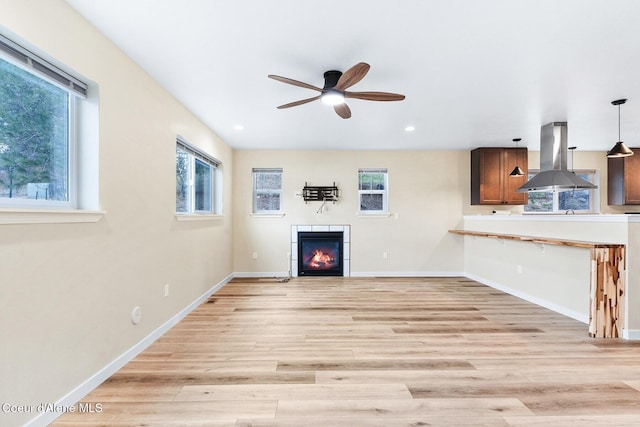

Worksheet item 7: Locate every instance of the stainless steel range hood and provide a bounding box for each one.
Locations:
[516,122,597,192]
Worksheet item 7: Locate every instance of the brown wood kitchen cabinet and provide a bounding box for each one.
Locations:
[471,147,528,205]
[608,148,640,205]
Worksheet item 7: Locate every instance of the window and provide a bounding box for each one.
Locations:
[524,169,599,213]
[0,34,87,208]
[358,168,388,213]
[176,138,220,214]
[253,168,282,213]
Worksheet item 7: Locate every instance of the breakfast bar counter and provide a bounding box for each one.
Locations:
[450,221,627,338]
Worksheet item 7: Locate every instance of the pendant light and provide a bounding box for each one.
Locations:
[607,99,634,158]
[509,138,525,177]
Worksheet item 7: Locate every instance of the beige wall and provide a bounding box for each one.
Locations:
[0,1,233,425]
[3,1,640,425]
[233,150,467,276]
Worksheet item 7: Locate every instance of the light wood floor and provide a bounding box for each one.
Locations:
[53,277,640,426]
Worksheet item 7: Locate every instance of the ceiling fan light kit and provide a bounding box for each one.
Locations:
[607,99,634,158]
[321,89,345,106]
[268,62,405,119]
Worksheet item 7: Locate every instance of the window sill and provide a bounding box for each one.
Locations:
[357,212,392,218]
[250,213,286,218]
[175,213,224,222]
[0,208,105,225]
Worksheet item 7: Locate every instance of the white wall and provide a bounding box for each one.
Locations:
[0,1,233,425]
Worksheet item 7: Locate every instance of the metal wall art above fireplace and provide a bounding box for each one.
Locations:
[291,225,350,277]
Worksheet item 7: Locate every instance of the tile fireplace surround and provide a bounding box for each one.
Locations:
[291,225,350,277]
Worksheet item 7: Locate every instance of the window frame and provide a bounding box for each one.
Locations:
[176,137,221,215]
[252,168,283,214]
[358,168,389,214]
[524,169,599,214]
[0,34,86,210]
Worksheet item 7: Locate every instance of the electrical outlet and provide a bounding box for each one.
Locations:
[252,251,258,259]
[131,306,142,325]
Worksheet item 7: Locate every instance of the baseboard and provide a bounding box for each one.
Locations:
[234,271,464,279]
[234,271,464,278]
[349,271,465,278]
[623,329,640,340]
[28,273,233,427]
[234,271,290,278]
[464,272,589,324]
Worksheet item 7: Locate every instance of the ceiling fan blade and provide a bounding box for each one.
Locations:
[268,75,322,92]
[345,91,406,101]
[277,95,321,109]
[334,62,370,91]
[334,103,351,119]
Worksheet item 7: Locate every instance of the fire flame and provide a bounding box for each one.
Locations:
[309,249,335,268]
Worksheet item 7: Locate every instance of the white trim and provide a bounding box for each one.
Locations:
[464,272,589,324]
[250,213,286,218]
[27,273,233,427]
[349,271,465,278]
[0,209,105,225]
[357,213,393,218]
[238,271,465,278]
[175,214,224,222]
[233,271,290,278]
[623,329,640,340]
[233,271,467,279]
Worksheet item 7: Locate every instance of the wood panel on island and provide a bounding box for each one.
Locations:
[449,229,625,338]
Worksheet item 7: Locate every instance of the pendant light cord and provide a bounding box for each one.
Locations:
[618,103,621,142]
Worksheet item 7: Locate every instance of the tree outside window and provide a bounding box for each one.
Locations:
[0,57,69,202]
[176,139,219,214]
[358,169,388,213]
[253,168,282,213]
[525,170,598,213]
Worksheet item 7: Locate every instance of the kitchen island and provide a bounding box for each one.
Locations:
[452,214,638,339]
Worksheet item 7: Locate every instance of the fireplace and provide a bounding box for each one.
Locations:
[298,231,343,276]
[291,225,350,277]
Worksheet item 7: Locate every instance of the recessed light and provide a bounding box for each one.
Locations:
[234,125,244,131]
[405,125,415,132]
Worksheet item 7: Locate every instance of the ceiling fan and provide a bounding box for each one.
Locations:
[268,62,405,119]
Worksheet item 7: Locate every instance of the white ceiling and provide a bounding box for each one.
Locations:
[64,0,640,152]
